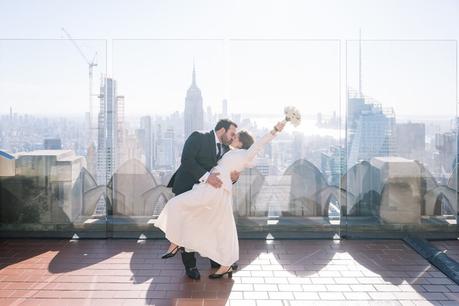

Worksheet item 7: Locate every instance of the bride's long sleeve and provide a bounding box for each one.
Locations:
[245,131,277,163]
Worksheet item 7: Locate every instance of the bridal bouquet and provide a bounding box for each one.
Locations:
[283,106,301,127]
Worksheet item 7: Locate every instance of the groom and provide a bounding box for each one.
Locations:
[167,118,240,280]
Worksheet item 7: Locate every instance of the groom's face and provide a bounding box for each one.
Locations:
[222,125,237,146]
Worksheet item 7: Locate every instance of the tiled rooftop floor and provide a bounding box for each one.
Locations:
[1,239,459,305]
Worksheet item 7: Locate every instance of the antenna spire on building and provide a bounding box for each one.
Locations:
[192,59,196,86]
[358,29,363,97]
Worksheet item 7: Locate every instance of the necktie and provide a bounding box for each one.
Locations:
[216,143,222,160]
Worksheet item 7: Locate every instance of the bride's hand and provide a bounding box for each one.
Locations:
[275,121,285,132]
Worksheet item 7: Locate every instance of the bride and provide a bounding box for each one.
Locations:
[155,120,287,279]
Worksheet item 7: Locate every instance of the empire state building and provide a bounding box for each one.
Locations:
[184,64,204,138]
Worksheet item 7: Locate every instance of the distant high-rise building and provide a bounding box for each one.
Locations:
[396,122,425,161]
[139,116,154,170]
[184,64,204,138]
[255,157,271,176]
[116,95,126,165]
[321,145,345,186]
[346,33,397,168]
[232,114,242,126]
[124,132,142,162]
[155,125,176,170]
[347,95,372,131]
[86,142,97,176]
[435,131,456,172]
[43,138,62,150]
[347,93,396,168]
[96,77,124,185]
[291,132,304,162]
[206,106,213,130]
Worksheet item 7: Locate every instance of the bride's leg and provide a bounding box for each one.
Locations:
[161,241,183,259]
[167,242,178,253]
[215,265,231,274]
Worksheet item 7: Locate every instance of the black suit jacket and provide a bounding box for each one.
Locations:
[167,130,229,195]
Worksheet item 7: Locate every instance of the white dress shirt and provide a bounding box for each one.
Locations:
[199,131,221,183]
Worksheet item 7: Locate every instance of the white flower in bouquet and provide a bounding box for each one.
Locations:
[283,106,301,127]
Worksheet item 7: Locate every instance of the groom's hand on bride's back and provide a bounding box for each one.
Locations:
[207,173,223,188]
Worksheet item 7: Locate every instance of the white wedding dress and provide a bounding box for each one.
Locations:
[155,132,276,266]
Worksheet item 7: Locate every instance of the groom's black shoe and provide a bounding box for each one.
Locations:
[185,267,201,280]
[210,259,238,271]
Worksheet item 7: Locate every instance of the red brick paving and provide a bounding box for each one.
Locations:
[1,239,459,305]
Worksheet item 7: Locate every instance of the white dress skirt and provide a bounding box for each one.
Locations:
[155,182,238,266]
[155,132,276,266]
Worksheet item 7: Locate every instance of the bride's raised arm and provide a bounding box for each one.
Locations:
[246,121,285,162]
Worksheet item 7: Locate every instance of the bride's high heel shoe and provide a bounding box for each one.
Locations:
[161,245,183,259]
[209,267,233,279]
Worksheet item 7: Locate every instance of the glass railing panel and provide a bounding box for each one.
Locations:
[0,38,108,237]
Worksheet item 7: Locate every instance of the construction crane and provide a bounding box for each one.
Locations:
[61,27,98,145]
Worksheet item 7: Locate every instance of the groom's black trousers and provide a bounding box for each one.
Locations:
[175,188,198,270]
[181,248,219,269]
[181,249,197,270]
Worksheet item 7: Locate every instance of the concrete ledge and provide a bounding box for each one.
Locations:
[404,236,459,285]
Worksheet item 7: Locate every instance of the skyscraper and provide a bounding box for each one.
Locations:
[139,116,154,170]
[96,77,123,185]
[155,124,176,170]
[321,145,345,186]
[435,131,456,172]
[346,34,396,169]
[184,64,204,138]
[86,142,97,176]
[396,122,425,161]
[206,106,213,130]
[347,94,396,168]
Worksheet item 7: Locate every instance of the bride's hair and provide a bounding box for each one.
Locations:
[238,130,254,149]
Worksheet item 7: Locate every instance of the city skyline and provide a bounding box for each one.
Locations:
[2,4,459,290]
[0,0,458,188]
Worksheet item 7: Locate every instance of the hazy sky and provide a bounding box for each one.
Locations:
[0,0,458,118]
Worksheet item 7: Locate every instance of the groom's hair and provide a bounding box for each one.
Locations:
[238,130,254,150]
[215,119,237,132]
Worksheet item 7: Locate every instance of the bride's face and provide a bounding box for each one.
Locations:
[231,133,243,149]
